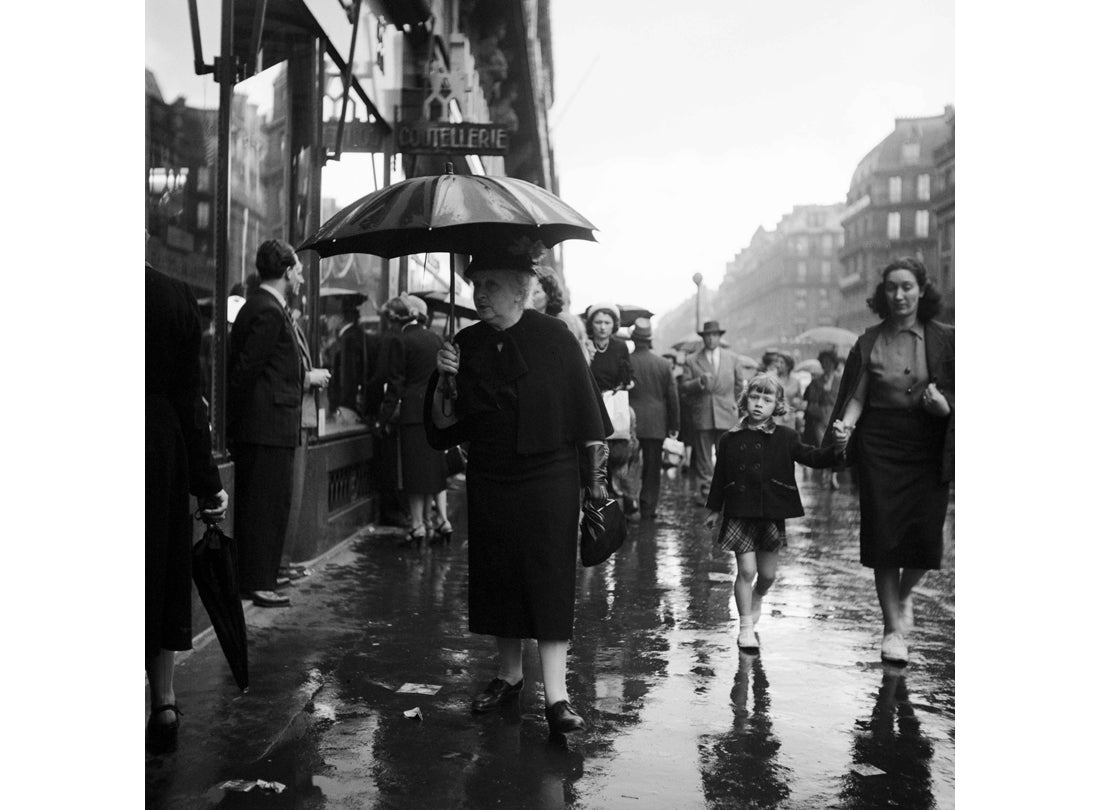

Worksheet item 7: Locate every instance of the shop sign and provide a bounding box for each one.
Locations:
[396,122,510,156]
[323,121,389,153]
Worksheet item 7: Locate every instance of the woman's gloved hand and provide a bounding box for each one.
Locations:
[580,442,610,503]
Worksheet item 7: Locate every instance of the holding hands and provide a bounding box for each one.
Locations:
[831,420,852,452]
[703,510,721,530]
[921,381,950,417]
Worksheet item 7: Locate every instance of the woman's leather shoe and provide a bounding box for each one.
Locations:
[471,677,523,713]
[146,704,181,754]
[545,700,586,734]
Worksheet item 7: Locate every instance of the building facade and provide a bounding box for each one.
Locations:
[836,109,952,331]
[715,203,846,357]
[145,0,559,608]
[932,105,955,324]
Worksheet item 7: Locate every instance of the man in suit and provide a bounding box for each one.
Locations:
[228,239,328,607]
[681,320,743,505]
[326,293,366,425]
[627,319,680,520]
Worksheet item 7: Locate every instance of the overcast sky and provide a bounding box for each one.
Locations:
[548,0,954,321]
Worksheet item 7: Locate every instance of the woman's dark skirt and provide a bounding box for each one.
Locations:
[465,443,580,640]
[854,407,949,569]
[146,398,194,661]
[399,422,448,494]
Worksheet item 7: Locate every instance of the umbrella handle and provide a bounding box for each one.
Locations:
[440,372,457,417]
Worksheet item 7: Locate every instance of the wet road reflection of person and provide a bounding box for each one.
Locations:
[698,651,791,808]
[840,666,934,809]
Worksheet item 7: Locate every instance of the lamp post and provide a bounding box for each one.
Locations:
[692,272,704,333]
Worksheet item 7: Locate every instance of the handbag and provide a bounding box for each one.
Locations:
[445,444,467,477]
[661,437,685,467]
[601,390,631,440]
[579,497,626,566]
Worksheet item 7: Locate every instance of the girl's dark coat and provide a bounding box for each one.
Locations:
[704,425,839,518]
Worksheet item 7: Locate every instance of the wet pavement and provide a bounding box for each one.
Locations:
[147,471,954,809]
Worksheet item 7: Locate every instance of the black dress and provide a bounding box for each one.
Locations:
[425,310,611,640]
[145,265,223,660]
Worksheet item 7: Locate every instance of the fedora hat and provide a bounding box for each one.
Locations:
[698,320,726,336]
[631,317,653,342]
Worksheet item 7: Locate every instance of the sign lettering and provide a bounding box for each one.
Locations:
[395,122,511,156]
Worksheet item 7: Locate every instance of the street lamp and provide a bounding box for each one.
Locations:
[692,272,704,332]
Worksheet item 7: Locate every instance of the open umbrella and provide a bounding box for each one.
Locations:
[191,524,249,691]
[671,334,730,352]
[410,289,478,321]
[299,165,597,339]
[794,358,823,376]
[618,305,654,328]
[793,326,859,347]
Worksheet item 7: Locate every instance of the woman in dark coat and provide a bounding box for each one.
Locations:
[426,252,612,736]
[381,294,449,544]
[585,303,637,510]
[146,263,228,752]
[826,257,954,666]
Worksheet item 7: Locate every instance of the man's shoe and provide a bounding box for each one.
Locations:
[471,677,523,713]
[251,590,291,607]
[545,700,586,735]
[881,632,909,664]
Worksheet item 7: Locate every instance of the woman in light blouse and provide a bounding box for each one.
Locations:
[827,258,954,666]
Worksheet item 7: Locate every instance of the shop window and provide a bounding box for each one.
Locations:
[888,176,902,203]
[918,173,931,200]
[887,212,901,240]
[915,210,930,238]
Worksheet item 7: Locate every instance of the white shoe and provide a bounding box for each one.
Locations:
[737,625,759,651]
[898,597,915,635]
[881,632,908,664]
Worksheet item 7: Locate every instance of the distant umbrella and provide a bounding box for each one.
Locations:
[793,326,858,347]
[794,358,823,376]
[618,305,655,328]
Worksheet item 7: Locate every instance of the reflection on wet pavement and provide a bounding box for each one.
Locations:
[149,472,954,809]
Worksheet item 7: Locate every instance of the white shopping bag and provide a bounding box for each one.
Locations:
[661,436,685,467]
[602,390,631,440]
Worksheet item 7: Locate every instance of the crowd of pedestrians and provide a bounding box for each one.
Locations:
[147,247,952,751]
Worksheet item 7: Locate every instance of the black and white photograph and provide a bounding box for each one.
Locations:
[11,0,1094,807]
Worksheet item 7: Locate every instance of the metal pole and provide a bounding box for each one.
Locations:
[692,272,704,333]
[211,0,236,456]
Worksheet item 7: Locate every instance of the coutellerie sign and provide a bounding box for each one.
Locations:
[396,122,510,156]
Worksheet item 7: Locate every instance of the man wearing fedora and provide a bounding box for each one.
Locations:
[681,320,743,505]
[628,319,680,519]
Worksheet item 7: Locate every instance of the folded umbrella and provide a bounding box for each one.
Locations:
[191,524,249,691]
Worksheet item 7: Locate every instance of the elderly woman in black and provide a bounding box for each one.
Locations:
[426,252,612,736]
[827,257,954,666]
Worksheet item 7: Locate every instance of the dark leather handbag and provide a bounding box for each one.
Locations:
[579,497,626,566]
[445,444,467,477]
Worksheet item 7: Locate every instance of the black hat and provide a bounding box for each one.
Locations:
[698,320,725,336]
[631,318,653,342]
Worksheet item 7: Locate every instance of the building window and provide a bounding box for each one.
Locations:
[197,201,210,229]
[902,142,920,164]
[819,288,829,299]
[821,261,831,280]
[888,175,902,203]
[887,212,901,239]
[917,173,931,200]
[915,210,929,238]
[796,237,808,256]
[822,233,833,253]
[797,262,807,282]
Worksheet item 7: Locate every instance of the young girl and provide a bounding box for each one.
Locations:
[703,374,848,651]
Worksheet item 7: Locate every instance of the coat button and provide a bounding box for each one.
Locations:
[904,366,911,374]
[752,462,760,470]
[739,464,745,471]
[738,484,745,491]
[755,443,762,449]
[906,386,913,394]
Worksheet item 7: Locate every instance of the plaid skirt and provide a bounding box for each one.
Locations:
[716,517,787,554]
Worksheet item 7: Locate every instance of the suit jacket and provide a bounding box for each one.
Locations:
[704,424,840,519]
[629,347,680,439]
[382,323,444,426]
[329,323,365,412]
[227,287,303,447]
[826,319,955,482]
[681,347,742,430]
